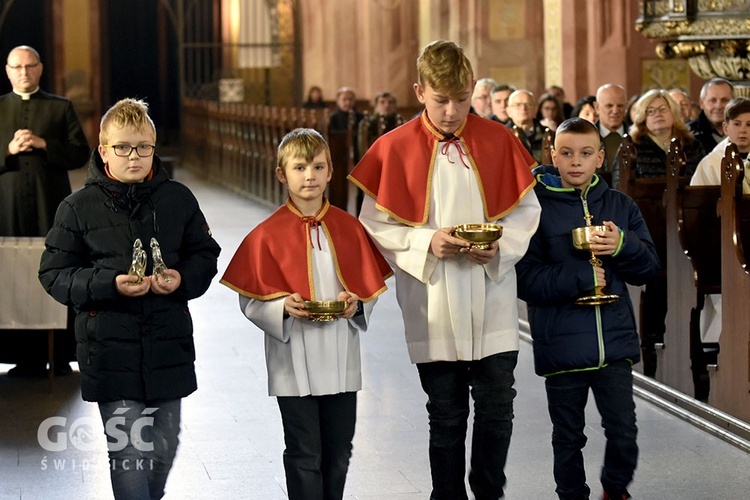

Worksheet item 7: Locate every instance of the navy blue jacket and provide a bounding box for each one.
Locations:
[516,166,660,376]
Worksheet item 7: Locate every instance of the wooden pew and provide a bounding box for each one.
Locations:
[710,142,750,422]
[326,110,357,211]
[661,138,722,399]
[541,127,554,165]
[617,134,668,377]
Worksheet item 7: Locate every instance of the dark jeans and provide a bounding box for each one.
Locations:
[277,392,357,500]
[98,399,181,500]
[416,351,518,500]
[545,361,638,500]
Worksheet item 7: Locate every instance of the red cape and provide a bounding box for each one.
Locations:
[221,199,392,301]
[348,112,537,225]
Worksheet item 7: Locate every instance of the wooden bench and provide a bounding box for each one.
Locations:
[541,127,554,165]
[710,142,750,422]
[617,134,668,377]
[661,138,721,399]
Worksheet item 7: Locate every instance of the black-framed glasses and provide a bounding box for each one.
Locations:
[7,63,40,72]
[103,144,156,157]
[645,106,669,117]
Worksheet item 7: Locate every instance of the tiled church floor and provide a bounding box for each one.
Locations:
[1,168,748,499]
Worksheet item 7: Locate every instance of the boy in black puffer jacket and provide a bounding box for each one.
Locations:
[39,98,221,500]
[516,118,659,500]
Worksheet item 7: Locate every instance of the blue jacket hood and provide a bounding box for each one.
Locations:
[532,163,610,193]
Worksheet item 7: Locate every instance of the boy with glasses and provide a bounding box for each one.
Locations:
[39,98,221,500]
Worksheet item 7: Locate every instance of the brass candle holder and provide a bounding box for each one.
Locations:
[570,215,619,306]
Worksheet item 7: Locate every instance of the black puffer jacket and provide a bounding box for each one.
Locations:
[39,151,221,402]
[516,166,660,376]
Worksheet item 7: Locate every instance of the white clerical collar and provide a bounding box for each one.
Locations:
[13,87,40,100]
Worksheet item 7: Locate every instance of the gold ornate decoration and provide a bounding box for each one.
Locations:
[637,1,750,86]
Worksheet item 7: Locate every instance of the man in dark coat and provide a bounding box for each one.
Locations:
[687,78,734,155]
[0,45,90,375]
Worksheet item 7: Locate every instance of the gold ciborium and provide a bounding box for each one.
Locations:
[304,300,347,322]
[453,223,503,250]
[571,215,619,306]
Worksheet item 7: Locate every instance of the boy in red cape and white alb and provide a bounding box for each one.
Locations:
[348,40,541,500]
[221,128,391,500]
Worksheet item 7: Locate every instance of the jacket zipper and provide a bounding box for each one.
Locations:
[580,191,606,368]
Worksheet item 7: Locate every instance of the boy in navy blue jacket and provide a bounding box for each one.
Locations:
[516,118,660,500]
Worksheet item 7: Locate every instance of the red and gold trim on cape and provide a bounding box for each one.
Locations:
[221,199,392,302]
[348,111,537,226]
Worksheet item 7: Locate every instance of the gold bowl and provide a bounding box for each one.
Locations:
[571,225,607,251]
[304,300,346,322]
[453,223,503,249]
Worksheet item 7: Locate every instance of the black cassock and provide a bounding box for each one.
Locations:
[0,90,90,366]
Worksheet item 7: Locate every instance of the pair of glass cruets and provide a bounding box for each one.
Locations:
[127,237,172,284]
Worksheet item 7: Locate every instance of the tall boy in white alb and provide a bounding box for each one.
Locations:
[358,138,540,362]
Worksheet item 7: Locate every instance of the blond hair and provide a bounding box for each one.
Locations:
[277,128,332,173]
[416,40,474,97]
[99,98,157,145]
[629,89,693,145]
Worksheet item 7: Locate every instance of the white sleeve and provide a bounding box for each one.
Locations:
[485,189,541,282]
[690,155,720,186]
[358,195,439,283]
[347,297,377,332]
[239,295,289,342]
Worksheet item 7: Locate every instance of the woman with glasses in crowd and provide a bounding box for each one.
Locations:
[612,89,705,379]
[614,89,704,186]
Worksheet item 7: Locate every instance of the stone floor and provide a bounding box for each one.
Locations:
[1,168,748,499]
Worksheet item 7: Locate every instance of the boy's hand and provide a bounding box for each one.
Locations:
[430,227,471,259]
[461,241,499,264]
[115,274,151,297]
[337,291,360,319]
[151,269,181,295]
[284,293,310,319]
[589,220,620,256]
[594,265,607,287]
